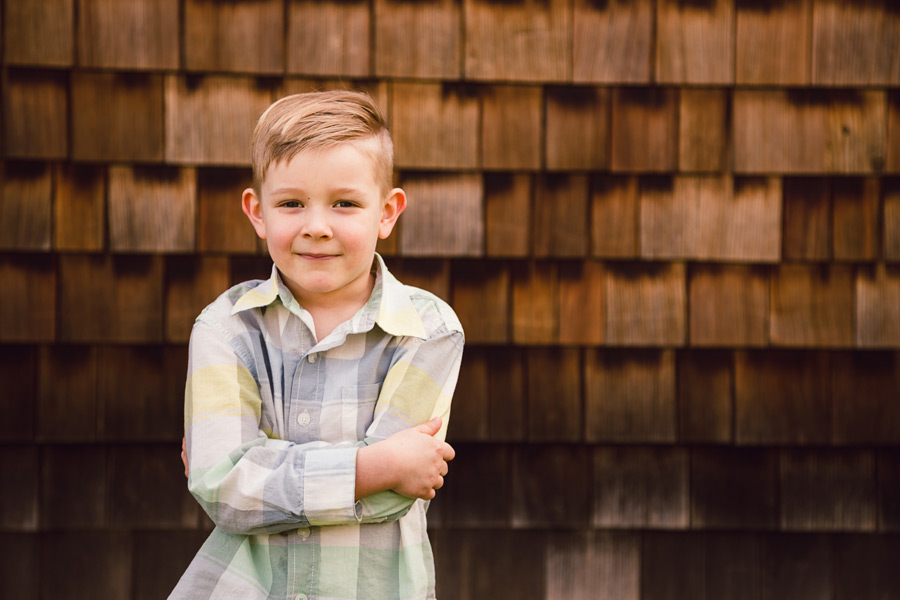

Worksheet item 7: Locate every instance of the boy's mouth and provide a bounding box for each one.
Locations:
[298,252,338,260]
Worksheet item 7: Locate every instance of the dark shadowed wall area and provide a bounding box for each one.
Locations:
[2,0,900,598]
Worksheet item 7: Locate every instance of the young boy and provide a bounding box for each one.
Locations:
[170,90,464,600]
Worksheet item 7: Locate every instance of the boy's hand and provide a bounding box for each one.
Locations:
[356,417,455,501]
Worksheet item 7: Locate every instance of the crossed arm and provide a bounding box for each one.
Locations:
[183,319,463,534]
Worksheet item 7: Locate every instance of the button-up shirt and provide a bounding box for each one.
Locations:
[170,254,464,600]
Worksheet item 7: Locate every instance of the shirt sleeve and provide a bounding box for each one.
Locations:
[185,319,360,535]
[354,326,465,523]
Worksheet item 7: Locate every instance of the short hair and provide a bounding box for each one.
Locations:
[250,90,394,195]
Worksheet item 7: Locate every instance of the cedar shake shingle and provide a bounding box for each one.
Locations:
[511,261,558,344]
[558,260,604,346]
[37,346,98,442]
[584,349,677,443]
[451,260,509,344]
[656,0,735,85]
[735,0,811,85]
[604,262,686,346]
[77,0,179,69]
[782,177,833,261]
[54,165,105,252]
[464,0,571,82]
[678,88,729,173]
[832,351,900,445]
[3,70,68,159]
[42,532,132,598]
[374,0,460,79]
[545,86,611,171]
[448,349,490,442]
[0,162,52,251]
[485,173,531,258]
[288,0,370,77]
[398,174,483,256]
[481,85,542,170]
[526,347,582,442]
[165,256,230,343]
[678,349,733,443]
[441,443,510,526]
[533,174,589,258]
[0,254,55,342]
[40,445,106,529]
[832,177,881,261]
[0,346,36,441]
[611,87,679,173]
[856,263,900,347]
[573,0,653,84]
[197,168,260,254]
[689,263,769,347]
[185,0,284,74]
[0,446,38,530]
[591,176,640,259]
[4,0,74,66]
[512,445,589,527]
[690,447,778,529]
[770,263,855,347]
[545,531,640,600]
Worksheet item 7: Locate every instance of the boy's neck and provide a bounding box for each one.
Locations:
[294,273,377,342]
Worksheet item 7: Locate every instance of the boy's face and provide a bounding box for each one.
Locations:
[242,142,405,310]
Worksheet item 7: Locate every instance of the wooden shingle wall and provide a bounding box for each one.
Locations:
[2,0,899,598]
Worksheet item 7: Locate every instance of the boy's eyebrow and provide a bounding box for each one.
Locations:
[269,186,367,197]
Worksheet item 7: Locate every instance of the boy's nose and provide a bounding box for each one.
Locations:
[302,209,332,239]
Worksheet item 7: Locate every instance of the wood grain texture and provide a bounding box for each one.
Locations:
[734,89,887,174]
[559,260,605,345]
[811,0,900,85]
[484,173,531,257]
[197,168,260,254]
[533,174,589,258]
[604,261,686,345]
[641,176,781,261]
[37,346,98,442]
[834,534,900,599]
[289,0,370,77]
[77,0,179,69]
[856,263,900,347]
[677,350,733,443]
[398,173,483,256]
[689,263,770,346]
[889,92,900,173]
[735,0,811,85]
[656,0,735,84]
[584,349,677,443]
[3,70,68,159]
[886,179,900,261]
[640,532,704,600]
[41,532,132,597]
[832,177,881,261]
[526,347,582,442]
[0,163,52,251]
[779,449,877,531]
[71,72,164,162]
[691,447,778,529]
[448,349,490,442]
[735,350,831,444]
[0,346,36,441]
[770,263,855,347]
[545,531,640,600]
[464,0,571,82]
[0,255,55,342]
[0,448,38,531]
[108,166,196,253]
[832,351,900,444]
[185,0,284,74]
[58,254,164,343]
[678,88,729,172]
[573,0,653,84]
[512,261,558,344]
[54,165,105,252]
[611,87,679,173]
[451,260,509,344]
[375,0,460,79]
[592,446,689,528]
[441,444,510,526]
[546,86,611,171]
[391,82,479,169]
[108,445,201,528]
[486,347,527,442]
[0,533,39,599]
[512,445,589,527]
[165,75,274,165]
[481,85,542,170]
[383,258,451,302]
[132,531,211,600]
[879,450,900,531]
[165,256,230,343]
[782,177,832,261]
[4,0,74,66]
[591,176,639,258]
[40,445,106,529]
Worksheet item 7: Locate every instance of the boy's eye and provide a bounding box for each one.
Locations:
[335,200,357,208]
[281,200,301,208]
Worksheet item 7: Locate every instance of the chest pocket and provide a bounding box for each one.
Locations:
[340,383,381,442]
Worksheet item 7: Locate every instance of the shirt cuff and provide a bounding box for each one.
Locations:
[302,446,359,525]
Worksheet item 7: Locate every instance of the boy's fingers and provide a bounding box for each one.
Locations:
[414,417,442,436]
[441,441,455,462]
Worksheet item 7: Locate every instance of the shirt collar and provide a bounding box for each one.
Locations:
[230,254,427,340]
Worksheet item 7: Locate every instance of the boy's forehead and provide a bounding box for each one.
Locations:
[261,142,382,192]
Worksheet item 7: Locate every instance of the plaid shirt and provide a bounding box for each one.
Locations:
[170,254,464,600]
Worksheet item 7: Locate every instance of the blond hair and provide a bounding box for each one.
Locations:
[250,90,393,195]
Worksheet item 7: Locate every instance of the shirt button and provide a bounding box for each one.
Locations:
[298,527,310,540]
[297,410,310,427]
[296,595,308,600]
[308,354,316,363]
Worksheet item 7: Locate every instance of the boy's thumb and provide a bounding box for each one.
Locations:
[416,417,442,436]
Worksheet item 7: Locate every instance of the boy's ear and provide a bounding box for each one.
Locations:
[242,187,267,240]
[378,188,407,239]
